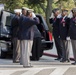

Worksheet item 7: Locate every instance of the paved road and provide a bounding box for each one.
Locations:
[0,55,76,75]
[0,40,76,75]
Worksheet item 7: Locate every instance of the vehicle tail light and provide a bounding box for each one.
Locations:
[48,32,53,41]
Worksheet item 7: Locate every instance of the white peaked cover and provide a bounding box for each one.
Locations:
[0,4,4,10]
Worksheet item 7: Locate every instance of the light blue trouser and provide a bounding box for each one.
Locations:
[71,40,76,62]
[62,40,70,60]
[20,40,33,66]
[13,38,20,62]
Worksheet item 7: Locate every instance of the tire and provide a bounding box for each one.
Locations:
[1,50,7,58]
[39,49,44,57]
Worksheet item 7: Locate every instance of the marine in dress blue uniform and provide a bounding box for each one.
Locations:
[18,9,39,67]
[11,9,21,63]
[69,8,76,65]
[18,7,30,65]
[49,8,63,60]
[59,9,70,62]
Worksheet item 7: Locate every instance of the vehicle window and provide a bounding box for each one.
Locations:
[36,15,49,31]
[1,11,14,27]
[36,16,44,32]
[36,16,46,38]
[0,11,2,24]
[5,16,12,26]
[36,16,42,23]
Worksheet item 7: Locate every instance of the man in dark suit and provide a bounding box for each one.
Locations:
[59,9,70,62]
[49,8,63,60]
[18,9,39,67]
[11,9,21,63]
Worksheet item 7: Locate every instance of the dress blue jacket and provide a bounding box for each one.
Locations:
[18,16,39,40]
[11,15,20,38]
[49,18,60,38]
[59,16,70,40]
[69,17,76,40]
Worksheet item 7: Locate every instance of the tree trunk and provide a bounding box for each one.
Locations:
[46,0,53,31]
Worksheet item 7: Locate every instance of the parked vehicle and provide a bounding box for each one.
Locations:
[0,10,53,58]
[0,10,13,58]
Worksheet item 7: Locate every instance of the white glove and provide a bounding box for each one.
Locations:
[66,37,70,40]
[32,12,36,18]
[57,14,61,18]
[58,36,60,38]
[49,13,55,19]
[68,12,73,18]
[0,4,4,10]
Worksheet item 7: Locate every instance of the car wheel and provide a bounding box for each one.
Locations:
[0,50,7,58]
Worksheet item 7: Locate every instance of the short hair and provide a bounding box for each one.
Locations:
[26,11,32,16]
[62,9,68,12]
[71,8,76,13]
[52,8,60,13]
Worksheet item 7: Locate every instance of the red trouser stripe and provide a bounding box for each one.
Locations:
[43,52,74,61]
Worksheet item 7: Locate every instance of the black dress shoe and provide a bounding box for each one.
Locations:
[30,58,36,61]
[55,58,61,60]
[23,66,33,68]
[60,59,67,62]
[67,59,70,62]
[71,62,76,65]
[13,60,19,63]
[60,59,70,63]
[30,57,39,61]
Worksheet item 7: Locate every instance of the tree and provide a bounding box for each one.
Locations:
[46,0,53,29]
[0,0,24,11]
[73,0,76,6]
[25,0,75,30]
[55,0,75,10]
[0,0,76,31]
[25,0,53,29]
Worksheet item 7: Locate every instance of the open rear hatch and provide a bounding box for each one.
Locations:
[36,14,53,50]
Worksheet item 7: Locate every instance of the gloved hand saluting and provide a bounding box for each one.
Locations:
[32,12,36,18]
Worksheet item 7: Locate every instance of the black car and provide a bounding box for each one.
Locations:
[0,10,53,58]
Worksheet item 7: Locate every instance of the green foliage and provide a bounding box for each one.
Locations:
[56,0,68,3]
[0,0,76,31]
[26,0,46,5]
[0,0,24,11]
[54,0,75,10]
[0,0,75,13]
